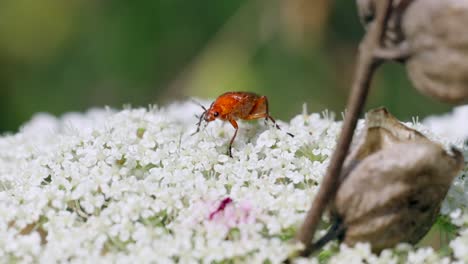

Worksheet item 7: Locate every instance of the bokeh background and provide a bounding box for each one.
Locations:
[0,0,454,133]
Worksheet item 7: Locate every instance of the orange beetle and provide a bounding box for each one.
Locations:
[194,91,293,157]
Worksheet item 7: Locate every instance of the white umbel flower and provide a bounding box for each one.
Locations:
[0,102,466,263]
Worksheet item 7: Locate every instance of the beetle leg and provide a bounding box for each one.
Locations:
[262,96,274,126]
[227,119,239,157]
[248,96,280,128]
[266,115,281,130]
[245,96,294,137]
[260,96,280,129]
[245,97,271,121]
[262,97,294,137]
[267,115,294,137]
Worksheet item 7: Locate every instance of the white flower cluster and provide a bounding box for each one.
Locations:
[0,102,466,263]
[424,105,468,143]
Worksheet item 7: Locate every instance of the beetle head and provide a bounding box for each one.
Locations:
[204,105,221,122]
[191,100,222,136]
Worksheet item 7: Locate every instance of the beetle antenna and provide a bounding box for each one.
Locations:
[190,99,207,111]
[191,99,208,136]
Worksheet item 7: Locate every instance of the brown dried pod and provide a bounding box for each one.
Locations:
[402,0,468,103]
[315,108,464,252]
[356,0,468,103]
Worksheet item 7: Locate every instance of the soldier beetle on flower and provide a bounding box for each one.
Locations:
[193,91,293,157]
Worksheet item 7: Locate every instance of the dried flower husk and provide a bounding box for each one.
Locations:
[402,0,468,103]
[356,0,468,103]
[329,108,464,252]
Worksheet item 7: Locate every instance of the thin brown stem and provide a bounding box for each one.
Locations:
[292,0,395,258]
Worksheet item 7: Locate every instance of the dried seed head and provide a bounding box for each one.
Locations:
[356,0,468,103]
[403,0,468,103]
[332,108,464,252]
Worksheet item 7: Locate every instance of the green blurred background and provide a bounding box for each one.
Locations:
[0,0,453,132]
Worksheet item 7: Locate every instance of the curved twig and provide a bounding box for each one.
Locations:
[291,0,395,258]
